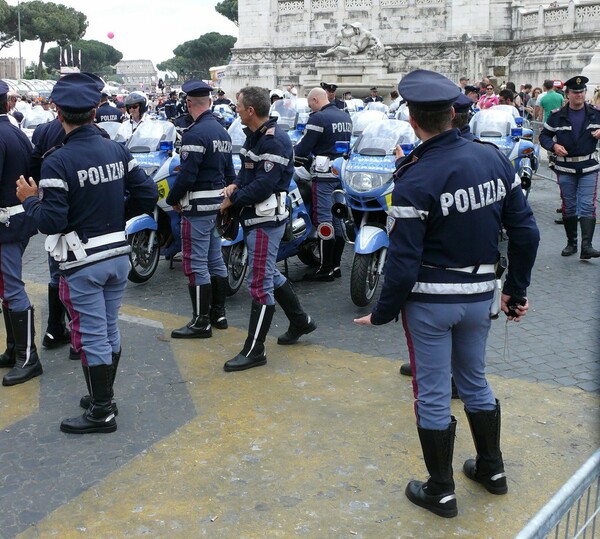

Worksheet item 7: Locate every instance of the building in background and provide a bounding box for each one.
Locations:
[116,59,158,94]
[0,58,20,79]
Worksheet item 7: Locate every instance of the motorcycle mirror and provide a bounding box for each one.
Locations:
[160,140,174,153]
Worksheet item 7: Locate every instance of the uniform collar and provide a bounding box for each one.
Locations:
[63,123,101,143]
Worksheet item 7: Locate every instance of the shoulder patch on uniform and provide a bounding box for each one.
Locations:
[181,151,189,161]
[265,127,276,136]
[264,161,274,172]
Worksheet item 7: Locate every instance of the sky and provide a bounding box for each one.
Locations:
[1,0,239,68]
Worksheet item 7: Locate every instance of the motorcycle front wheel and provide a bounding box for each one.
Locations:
[350,252,381,307]
[128,229,161,283]
[297,240,321,267]
[222,243,248,297]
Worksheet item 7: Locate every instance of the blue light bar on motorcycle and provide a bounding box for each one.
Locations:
[511,128,523,137]
[296,123,306,132]
[514,117,524,126]
[160,140,174,152]
[400,143,415,154]
[335,141,350,153]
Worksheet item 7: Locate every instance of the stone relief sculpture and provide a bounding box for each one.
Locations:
[318,22,387,59]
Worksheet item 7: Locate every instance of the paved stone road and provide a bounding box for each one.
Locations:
[0,165,597,538]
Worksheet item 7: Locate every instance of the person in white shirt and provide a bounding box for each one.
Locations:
[117,92,149,142]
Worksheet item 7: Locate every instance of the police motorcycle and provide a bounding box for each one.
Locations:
[349,108,389,147]
[213,104,236,128]
[469,107,539,199]
[219,116,318,296]
[96,120,122,141]
[123,120,181,283]
[332,119,419,307]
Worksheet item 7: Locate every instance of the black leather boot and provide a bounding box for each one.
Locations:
[580,217,600,259]
[463,400,508,494]
[405,417,458,518]
[561,216,578,256]
[42,285,72,348]
[61,363,117,434]
[224,302,275,372]
[210,276,228,330]
[332,236,346,278]
[171,284,212,338]
[303,238,335,281]
[80,349,120,415]
[0,304,15,368]
[2,307,43,386]
[274,280,317,345]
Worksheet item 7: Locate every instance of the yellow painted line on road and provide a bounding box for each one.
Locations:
[16,304,600,538]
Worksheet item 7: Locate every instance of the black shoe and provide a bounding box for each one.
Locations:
[400,362,412,376]
[210,276,228,329]
[0,305,15,368]
[69,347,80,361]
[463,459,507,494]
[2,360,43,386]
[277,316,317,345]
[303,269,334,282]
[79,395,119,416]
[172,284,213,338]
[224,351,267,372]
[2,307,43,386]
[561,243,577,256]
[332,267,342,278]
[42,327,71,349]
[61,364,117,434]
[405,480,457,518]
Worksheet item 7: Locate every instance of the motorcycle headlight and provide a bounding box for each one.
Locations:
[346,171,391,192]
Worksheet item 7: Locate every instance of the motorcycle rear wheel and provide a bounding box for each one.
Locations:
[128,229,160,283]
[222,243,248,297]
[297,240,321,267]
[350,252,381,307]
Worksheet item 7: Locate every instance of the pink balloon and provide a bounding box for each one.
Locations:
[107,32,115,39]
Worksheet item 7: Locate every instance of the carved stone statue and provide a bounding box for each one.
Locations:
[318,22,387,59]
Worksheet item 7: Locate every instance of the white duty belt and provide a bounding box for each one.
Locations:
[0,204,24,226]
[555,153,596,163]
[45,231,127,262]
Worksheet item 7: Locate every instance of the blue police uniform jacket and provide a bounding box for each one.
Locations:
[164,98,178,120]
[23,124,158,270]
[0,115,37,243]
[165,110,235,216]
[371,128,539,325]
[230,118,293,230]
[95,102,124,123]
[460,124,477,141]
[539,103,600,174]
[294,102,352,172]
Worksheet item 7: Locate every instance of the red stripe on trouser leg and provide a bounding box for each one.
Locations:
[59,278,83,363]
[181,217,194,285]
[250,229,269,304]
[401,307,419,422]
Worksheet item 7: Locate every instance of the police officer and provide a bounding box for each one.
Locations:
[164,91,178,120]
[17,73,158,434]
[0,79,43,386]
[30,72,110,362]
[539,75,600,259]
[220,86,316,372]
[165,80,235,338]
[355,70,539,518]
[117,92,149,142]
[295,87,352,281]
[320,82,347,111]
[363,87,383,104]
[95,90,124,123]
[212,89,232,108]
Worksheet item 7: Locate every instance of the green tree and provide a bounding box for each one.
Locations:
[0,0,16,51]
[18,1,87,78]
[157,33,236,81]
[43,40,122,75]
[215,0,238,26]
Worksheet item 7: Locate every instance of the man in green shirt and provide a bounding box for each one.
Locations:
[536,80,564,122]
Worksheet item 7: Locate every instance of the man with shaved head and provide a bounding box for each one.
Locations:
[294,86,352,281]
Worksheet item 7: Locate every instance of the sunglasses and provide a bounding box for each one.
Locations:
[127,104,139,109]
[486,87,494,90]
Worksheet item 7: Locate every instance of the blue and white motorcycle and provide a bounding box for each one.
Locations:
[123,121,181,283]
[470,107,539,199]
[332,119,419,306]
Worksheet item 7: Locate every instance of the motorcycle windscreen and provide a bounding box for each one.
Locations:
[470,108,517,137]
[127,121,174,153]
[354,119,418,156]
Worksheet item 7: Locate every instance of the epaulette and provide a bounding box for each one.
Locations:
[42,144,63,159]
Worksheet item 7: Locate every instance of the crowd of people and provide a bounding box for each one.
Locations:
[0,67,597,520]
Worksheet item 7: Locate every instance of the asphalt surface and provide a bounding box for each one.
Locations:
[0,162,598,538]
